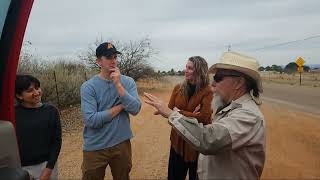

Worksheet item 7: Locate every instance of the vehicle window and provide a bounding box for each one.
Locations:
[0,0,11,38]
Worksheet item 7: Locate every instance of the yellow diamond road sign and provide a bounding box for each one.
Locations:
[295,57,305,67]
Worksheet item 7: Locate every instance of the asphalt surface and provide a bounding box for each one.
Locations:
[262,82,320,115]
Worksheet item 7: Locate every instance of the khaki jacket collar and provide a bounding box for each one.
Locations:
[216,93,252,115]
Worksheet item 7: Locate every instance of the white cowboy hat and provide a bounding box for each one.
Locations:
[209,51,263,92]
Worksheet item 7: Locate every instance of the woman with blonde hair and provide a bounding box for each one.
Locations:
[167,56,212,180]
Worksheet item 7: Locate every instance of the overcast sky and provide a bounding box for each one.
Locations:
[23,0,320,71]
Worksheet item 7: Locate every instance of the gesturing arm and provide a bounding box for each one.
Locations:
[168,108,263,155]
[179,89,213,125]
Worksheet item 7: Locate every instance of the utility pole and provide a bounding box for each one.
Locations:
[227,44,231,52]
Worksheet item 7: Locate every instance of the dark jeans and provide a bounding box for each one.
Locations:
[168,147,198,180]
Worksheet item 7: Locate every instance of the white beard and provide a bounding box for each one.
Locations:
[211,93,226,113]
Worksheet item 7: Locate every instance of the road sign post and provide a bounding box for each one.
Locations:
[295,57,305,86]
[300,72,301,85]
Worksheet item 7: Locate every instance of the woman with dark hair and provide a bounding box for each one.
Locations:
[167,56,213,180]
[15,74,61,180]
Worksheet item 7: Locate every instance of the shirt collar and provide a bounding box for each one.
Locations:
[95,75,113,83]
[216,93,252,115]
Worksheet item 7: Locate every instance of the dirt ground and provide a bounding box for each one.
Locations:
[58,81,320,179]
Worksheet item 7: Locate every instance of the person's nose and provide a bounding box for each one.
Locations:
[111,57,118,63]
[33,89,40,96]
[211,80,216,87]
[210,81,216,92]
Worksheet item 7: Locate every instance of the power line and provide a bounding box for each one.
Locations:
[248,34,320,52]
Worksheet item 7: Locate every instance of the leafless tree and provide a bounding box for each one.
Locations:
[18,41,45,74]
[79,37,158,81]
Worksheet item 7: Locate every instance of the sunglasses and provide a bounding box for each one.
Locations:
[213,74,240,83]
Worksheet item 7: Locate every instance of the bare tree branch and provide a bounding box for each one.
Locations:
[79,37,158,81]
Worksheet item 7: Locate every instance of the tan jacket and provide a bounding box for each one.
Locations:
[168,93,266,180]
[168,84,213,162]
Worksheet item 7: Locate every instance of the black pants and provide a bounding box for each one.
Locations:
[168,147,198,180]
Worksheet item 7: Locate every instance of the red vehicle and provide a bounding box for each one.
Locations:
[0,0,34,179]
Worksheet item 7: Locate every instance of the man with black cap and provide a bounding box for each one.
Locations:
[80,42,141,180]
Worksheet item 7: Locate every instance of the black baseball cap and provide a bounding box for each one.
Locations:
[96,42,121,58]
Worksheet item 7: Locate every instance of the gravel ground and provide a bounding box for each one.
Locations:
[57,83,320,179]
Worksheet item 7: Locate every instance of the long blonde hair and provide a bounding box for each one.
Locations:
[181,56,209,97]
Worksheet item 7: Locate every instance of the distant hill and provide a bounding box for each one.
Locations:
[306,64,320,69]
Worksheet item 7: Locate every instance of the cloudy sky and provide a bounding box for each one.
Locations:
[24,0,320,70]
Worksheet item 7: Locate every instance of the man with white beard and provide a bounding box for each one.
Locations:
[144,51,266,180]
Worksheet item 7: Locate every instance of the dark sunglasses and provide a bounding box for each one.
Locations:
[213,74,240,83]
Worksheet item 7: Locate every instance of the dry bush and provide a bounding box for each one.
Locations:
[39,62,90,107]
[18,40,162,108]
[260,71,320,87]
[137,76,184,94]
[18,56,96,108]
[17,56,170,108]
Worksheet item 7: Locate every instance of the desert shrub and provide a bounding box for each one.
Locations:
[18,53,94,108]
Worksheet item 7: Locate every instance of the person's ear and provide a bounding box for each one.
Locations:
[15,94,23,101]
[96,58,102,67]
[234,77,245,90]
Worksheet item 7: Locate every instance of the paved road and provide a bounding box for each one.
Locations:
[262,82,320,115]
